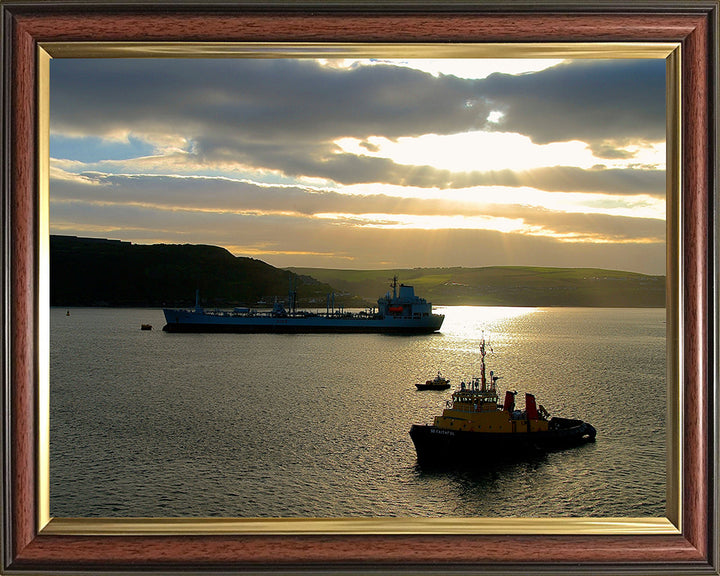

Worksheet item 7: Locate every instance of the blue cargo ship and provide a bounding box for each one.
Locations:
[162,277,444,334]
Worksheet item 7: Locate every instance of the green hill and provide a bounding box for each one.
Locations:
[50,236,665,308]
[287,266,666,308]
[50,235,363,308]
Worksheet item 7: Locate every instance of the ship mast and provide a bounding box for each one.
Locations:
[288,275,298,314]
[480,336,487,391]
[478,335,498,394]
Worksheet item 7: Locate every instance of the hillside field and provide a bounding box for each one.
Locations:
[287,266,665,308]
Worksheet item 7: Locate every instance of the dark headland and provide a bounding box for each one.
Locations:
[50,235,665,308]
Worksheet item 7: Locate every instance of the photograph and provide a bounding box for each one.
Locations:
[48,54,669,520]
[2,1,716,574]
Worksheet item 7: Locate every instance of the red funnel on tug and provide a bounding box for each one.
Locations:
[525,393,539,420]
[503,390,515,412]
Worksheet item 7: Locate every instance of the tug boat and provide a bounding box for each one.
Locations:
[415,372,451,391]
[409,337,596,466]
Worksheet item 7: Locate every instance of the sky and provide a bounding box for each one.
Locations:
[49,57,667,274]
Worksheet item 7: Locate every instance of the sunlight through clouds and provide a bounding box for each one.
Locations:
[318,58,565,79]
[336,132,602,172]
[335,132,665,174]
[49,56,667,273]
[313,212,534,233]
[333,184,666,221]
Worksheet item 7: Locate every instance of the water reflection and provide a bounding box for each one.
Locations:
[50,306,664,518]
[435,306,541,339]
[410,441,601,517]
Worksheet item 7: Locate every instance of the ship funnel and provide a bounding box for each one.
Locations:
[503,391,516,412]
[525,393,539,420]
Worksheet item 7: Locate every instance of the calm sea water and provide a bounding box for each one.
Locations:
[50,306,666,518]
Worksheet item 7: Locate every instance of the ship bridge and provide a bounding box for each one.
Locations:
[451,378,499,412]
[377,277,434,319]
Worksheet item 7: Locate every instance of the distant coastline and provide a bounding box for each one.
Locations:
[51,235,665,308]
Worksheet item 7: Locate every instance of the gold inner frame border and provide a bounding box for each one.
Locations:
[36,41,682,537]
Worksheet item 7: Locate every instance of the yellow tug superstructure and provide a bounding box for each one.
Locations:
[409,337,596,466]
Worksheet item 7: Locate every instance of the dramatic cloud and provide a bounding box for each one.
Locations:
[479,60,666,153]
[50,169,665,272]
[50,58,665,179]
[51,59,490,144]
[51,171,663,228]
[50,198,664,272]
[49,56,667,273]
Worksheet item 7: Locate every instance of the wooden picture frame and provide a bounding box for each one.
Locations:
[2,1,717,573]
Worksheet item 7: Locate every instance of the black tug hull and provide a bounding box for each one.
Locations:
[409,418,596,466]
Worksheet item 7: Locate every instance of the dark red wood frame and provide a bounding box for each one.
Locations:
[2,1,717,573]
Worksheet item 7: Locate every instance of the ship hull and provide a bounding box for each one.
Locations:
[415,383,451,390]
[162,309,444,334]
[409,418,596,466]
